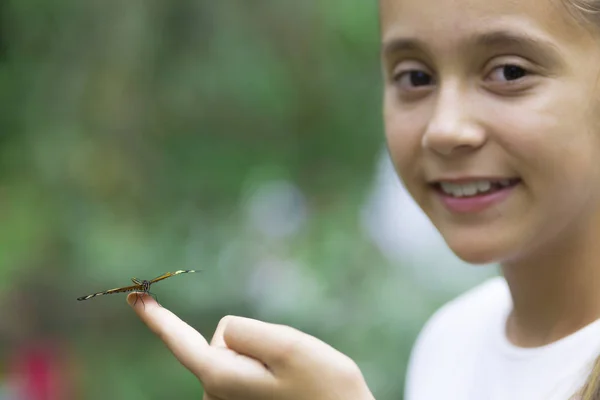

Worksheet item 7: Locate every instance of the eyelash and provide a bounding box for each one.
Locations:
[391,63,531,92]
[487,64,529,84]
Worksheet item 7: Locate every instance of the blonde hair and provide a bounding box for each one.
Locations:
[579,361,600,399]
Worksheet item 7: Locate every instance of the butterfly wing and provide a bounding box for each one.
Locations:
[77,284,143,301]
[150,269,197,284]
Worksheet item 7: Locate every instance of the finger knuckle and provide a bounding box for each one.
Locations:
[272,327,305,366]
[217,315,234,328]
[337,357,367,387]
[341,357,362,377]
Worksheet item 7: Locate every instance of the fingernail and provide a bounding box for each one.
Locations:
[127,294,136,307]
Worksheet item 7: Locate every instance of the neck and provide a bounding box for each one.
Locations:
[501,213,600,348]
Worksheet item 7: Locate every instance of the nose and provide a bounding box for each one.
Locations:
[422,85,486,156]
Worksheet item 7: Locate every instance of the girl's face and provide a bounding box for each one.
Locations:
[380,0,600,264]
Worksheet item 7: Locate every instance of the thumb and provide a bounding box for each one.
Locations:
[222,316,314,369]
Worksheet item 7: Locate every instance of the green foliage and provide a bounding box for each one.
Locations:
[0,1,485,399]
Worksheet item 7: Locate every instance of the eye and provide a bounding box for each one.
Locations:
[393,69,435,91]
[487,64,529,83]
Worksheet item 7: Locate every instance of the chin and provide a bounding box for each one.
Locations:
[442,235,509,265]
[452,250,500,265]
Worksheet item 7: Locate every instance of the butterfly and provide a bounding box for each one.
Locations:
[77,269,197,307]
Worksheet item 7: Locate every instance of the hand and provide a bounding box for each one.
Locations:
[127,293,375,400]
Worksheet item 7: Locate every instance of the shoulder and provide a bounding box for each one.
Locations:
[404,276,510,398]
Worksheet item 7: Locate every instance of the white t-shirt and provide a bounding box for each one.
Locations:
[404,277,600,400]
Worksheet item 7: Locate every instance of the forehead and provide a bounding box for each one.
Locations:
[379,0,590,49]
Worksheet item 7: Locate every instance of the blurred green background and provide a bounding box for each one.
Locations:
[0,1,496,399]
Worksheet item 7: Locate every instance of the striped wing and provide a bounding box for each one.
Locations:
[149,269,197,284]
[77,284,144,301]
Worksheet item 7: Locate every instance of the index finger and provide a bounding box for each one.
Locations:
[127,293,213,374]
[128,294,276,399]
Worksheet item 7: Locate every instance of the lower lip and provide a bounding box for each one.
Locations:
[435,184,518,214]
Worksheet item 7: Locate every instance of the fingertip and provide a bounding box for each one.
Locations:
[210,315,236,347]
[127,293,148,309]
[223,316,266,336]
[126,293,160,313]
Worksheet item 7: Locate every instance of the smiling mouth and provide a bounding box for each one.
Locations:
[432,178,521,198]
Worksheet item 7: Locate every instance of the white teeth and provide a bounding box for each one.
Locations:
[440,182,464,197]
[439,180,511,197]
[461,183,478,196]
[476,181,492,192]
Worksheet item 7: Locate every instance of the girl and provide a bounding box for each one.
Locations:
[129,0,600,399]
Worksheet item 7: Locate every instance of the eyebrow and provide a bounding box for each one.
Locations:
[382,29,564,63]
[475,30,563,59]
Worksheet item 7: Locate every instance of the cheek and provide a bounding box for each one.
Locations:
[493,88,600,191]
[505,120,600,240]
[547,143,600,209]
[383,96,425,182]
